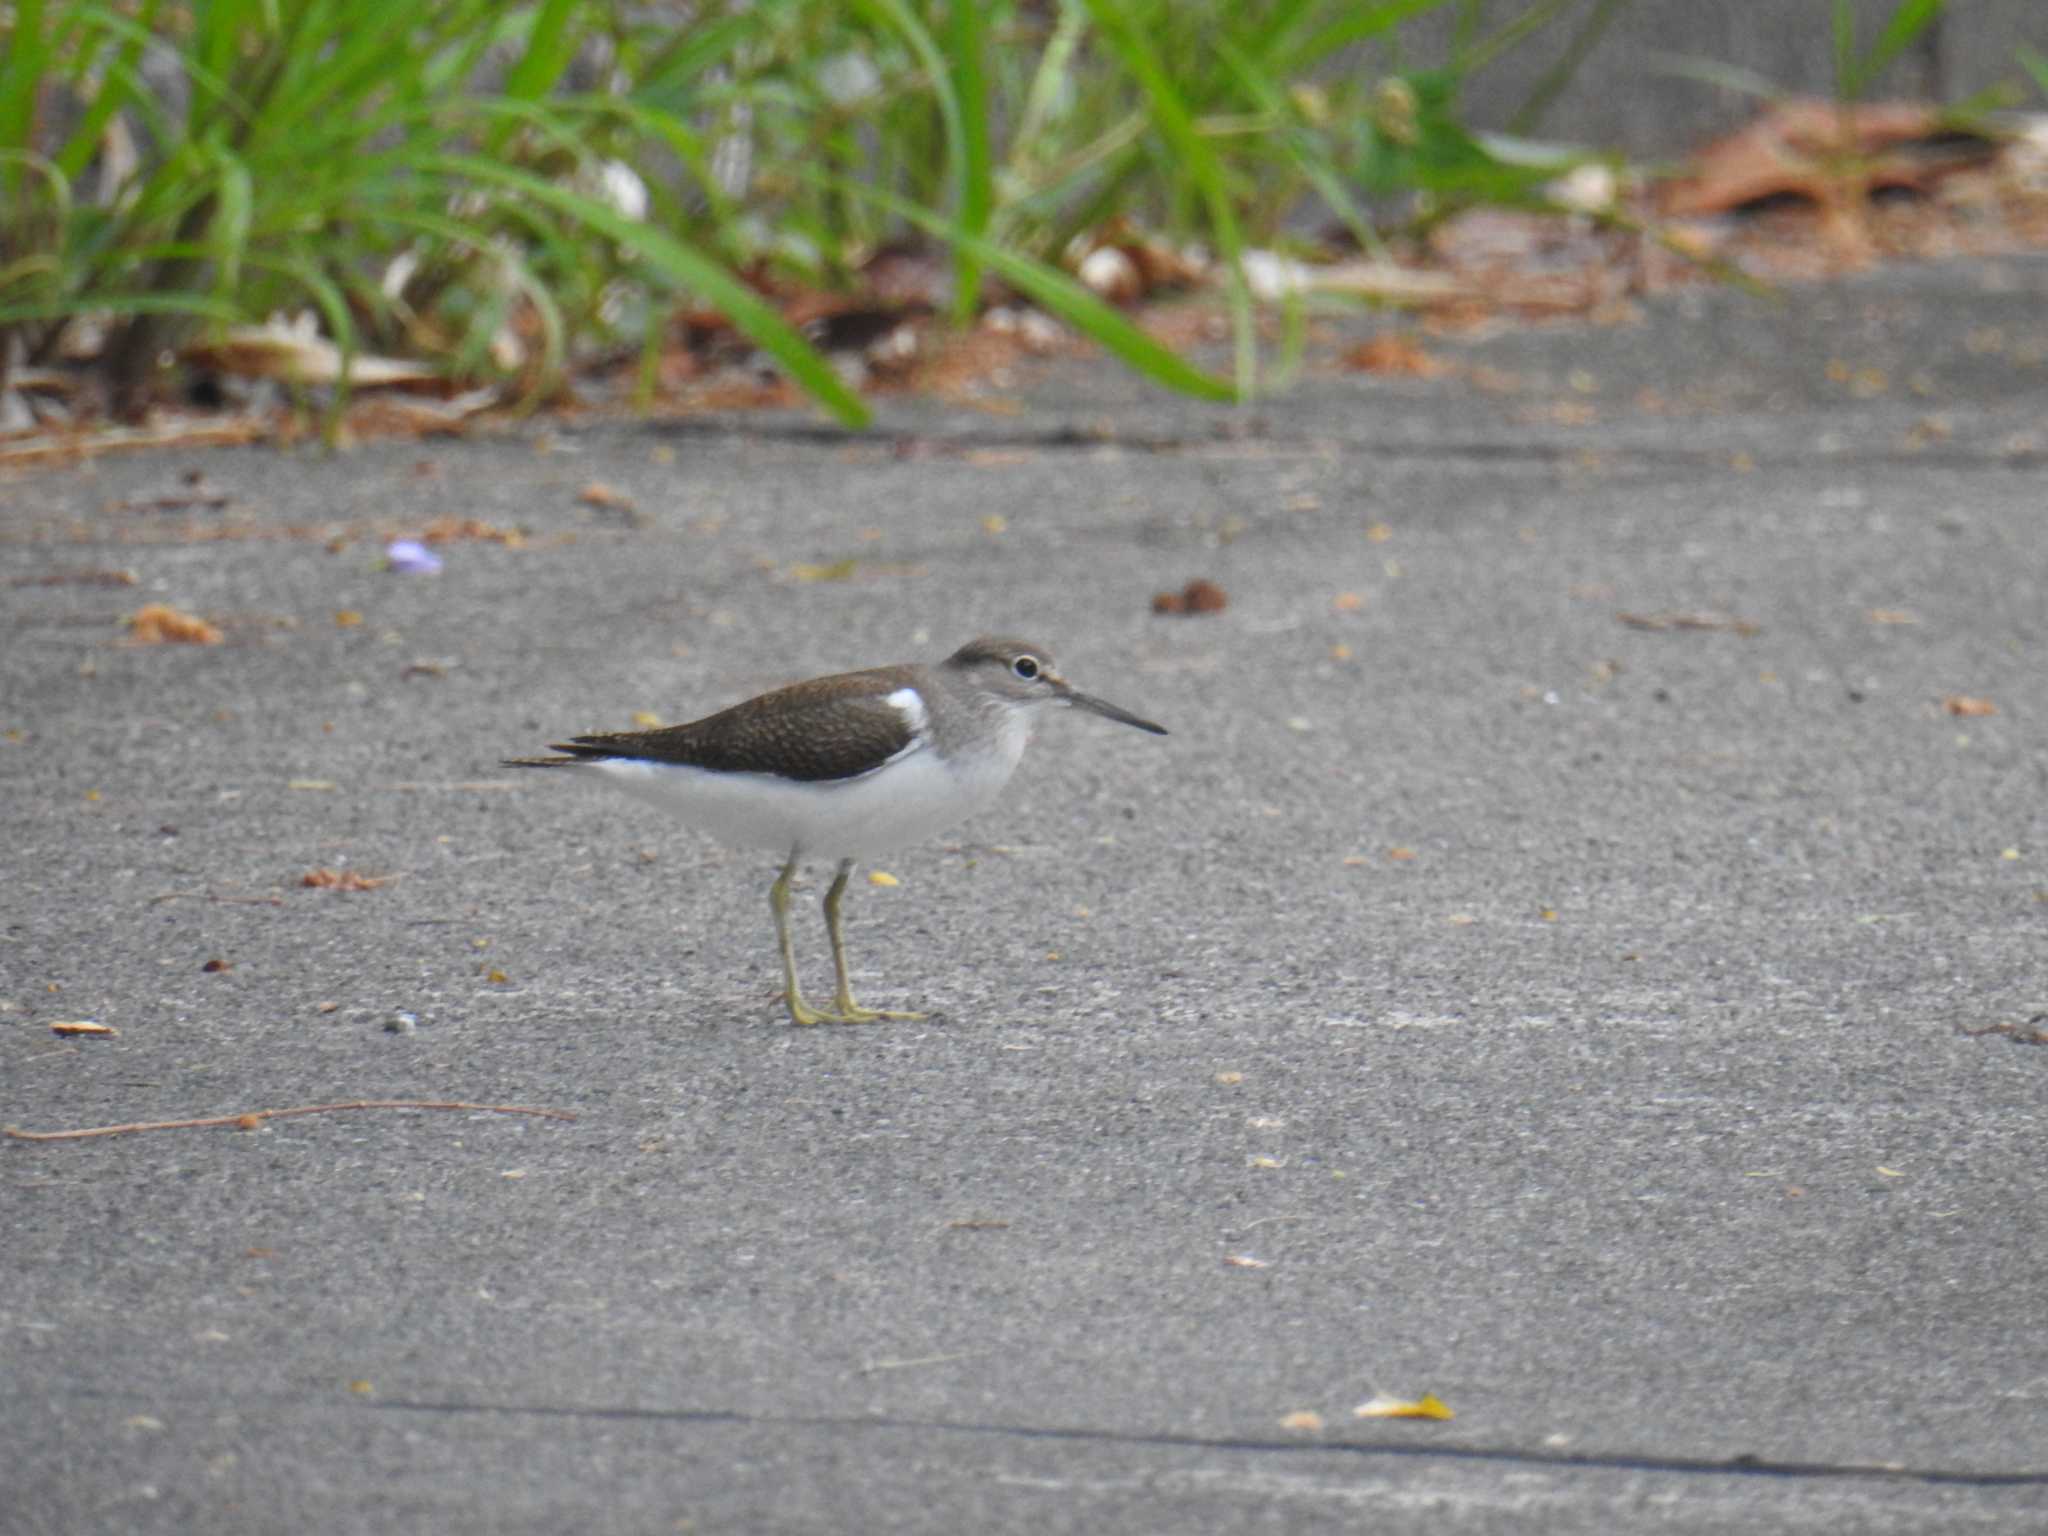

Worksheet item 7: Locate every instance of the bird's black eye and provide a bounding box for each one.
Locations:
[1012,655,1041,681]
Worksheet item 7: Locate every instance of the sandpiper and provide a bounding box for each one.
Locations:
[506,636,1167,1024]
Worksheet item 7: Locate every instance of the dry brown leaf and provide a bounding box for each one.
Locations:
[1279,1410,1326,1433]
[183,323,438,388]
[577,482,636,511]
[1659,99,1987,221]
[126,603,223,645]
[1223,1254,1271,1269]
[50,1020,118,1037]
[418,515,525,548]
[1944,695,1997,717]
[301,869,391,892]
[1343,333,1450,377]
[1153,577,1228,616]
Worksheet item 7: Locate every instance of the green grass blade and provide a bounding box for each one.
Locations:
[52,1,162,181]
[503,0,583,102]
[1081,0,1254,398]
[826,171,1236,403]
[422,152,869,426]
[843,0,974,278]
[948,0,993,325]
[207,150,253,300]
[0,290,243,325]
[1843,0,1944,101]
[1832,0,1859,99]
[1281,0,1451,73]
[0,0,51,190]
[2020,44,2048,96]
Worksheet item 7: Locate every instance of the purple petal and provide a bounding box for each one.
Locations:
[385,538,443,575]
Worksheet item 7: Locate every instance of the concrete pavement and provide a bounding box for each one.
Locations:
[4,256,2046,1532]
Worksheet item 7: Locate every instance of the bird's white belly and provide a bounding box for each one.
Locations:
[582,729,1026,861]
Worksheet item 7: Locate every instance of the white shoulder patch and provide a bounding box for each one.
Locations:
[884,686,929,738]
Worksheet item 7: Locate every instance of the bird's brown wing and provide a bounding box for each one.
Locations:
[506,668,922,783]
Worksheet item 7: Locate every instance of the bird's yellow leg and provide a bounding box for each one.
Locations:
[771,853,833,1026]
[824,859,924,1023]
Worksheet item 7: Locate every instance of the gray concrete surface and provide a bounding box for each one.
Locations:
[4,256,2047,1532]
[1433,0,2045,158]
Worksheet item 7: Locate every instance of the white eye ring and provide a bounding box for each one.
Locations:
[1012,655,1041,681]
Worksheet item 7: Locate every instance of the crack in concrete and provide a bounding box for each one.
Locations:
[636,418,2048,472]
[368,1398,2048,1488]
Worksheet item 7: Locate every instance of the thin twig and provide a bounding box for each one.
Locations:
[4,1100,576,1142]
[146,890,285,906]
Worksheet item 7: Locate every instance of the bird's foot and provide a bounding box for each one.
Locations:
[783,992,921,1025]
[831,997,926,1024]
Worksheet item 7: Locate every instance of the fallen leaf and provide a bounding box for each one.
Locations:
[867,871,900,887]
[125,603,223,645]
[1223,1254,1271,1269]
[1153,578,1228,616]
[788,559,859,584]
[183,321,438,387]
[202,957,233,973]
[1354,1392,1454,1421]
[578,482,636,511]
[1214,1071,1244,1085]
[418,515,524,548]
[1279,1410,1325,1432]
[1944,695,1997,717]
[334,610,364,628]
[1658,98,1988,231]
[630,710,663,728]
[1343,333,1449,377]
[1865,608,1920,626]
[301,869,391,891]
[1332,592,1365,612]
[50,1021,118,1037]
